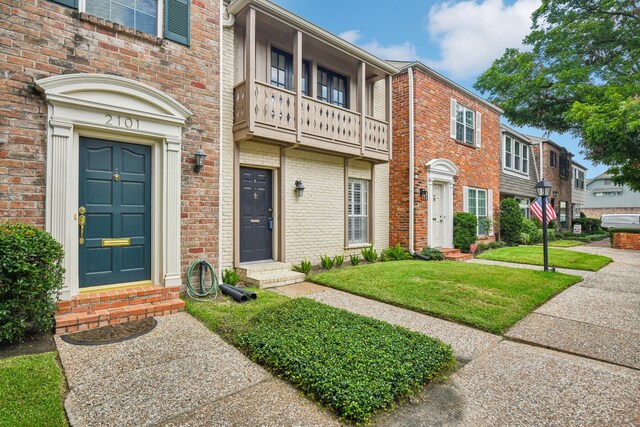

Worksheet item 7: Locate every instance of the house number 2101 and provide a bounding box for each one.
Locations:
[105,114,140,130]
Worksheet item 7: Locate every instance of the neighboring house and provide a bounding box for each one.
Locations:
[221,0,394,286]
[499,124,539,218]
[1,0,220,329]
[583,173,640,218]
[527,135,574,228]
[571,161,587,219]
[389,61,502,252]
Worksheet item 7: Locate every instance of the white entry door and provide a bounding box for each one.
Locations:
[432,183,445,247]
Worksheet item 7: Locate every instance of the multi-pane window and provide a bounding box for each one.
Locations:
[595,191,621,197]
[504,136,528,174]
[559,201,568,228]
[86,0,158,35]
[270,48,309,95]
[456,104,475,144]
[574,169,585,190]
[550,151,557,167]
[559,154,568,178]
[318,67,347,108]
[348,179,369,245]
[467,188,488,235]
[515,197,531,219]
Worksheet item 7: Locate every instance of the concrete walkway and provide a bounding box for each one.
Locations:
[56,313,337,427]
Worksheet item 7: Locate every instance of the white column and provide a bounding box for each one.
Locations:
[163,138,182,288]
[46,120,75,300]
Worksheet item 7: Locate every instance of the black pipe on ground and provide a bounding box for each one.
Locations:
[219,284,249,302]
[232,286,257,300]
[413,252,430,261]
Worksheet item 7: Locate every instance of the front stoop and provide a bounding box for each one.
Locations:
[237,261,306,289]
[54,286,185,334]
[440,248,474,261]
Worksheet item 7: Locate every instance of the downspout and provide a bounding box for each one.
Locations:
[408,67,415,254]
[539,142,544,179]
[222,6,235,27]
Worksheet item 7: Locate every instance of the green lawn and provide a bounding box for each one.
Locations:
[186,292,454,423]
[479,246,612,271]
[0,352,67,427]
[310,261,582,334]
[545,240,586,247]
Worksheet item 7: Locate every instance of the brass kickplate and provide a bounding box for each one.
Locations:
[102,238,131,247]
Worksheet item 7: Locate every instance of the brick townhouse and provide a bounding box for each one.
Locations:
[389,61,502,255]
[0,0,220,330]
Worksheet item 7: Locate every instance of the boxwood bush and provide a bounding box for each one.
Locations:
[453,212,478,253]
[500,198,523,245]
[0,223,64,343]
[522,218,540,244]
[235,298,454,423]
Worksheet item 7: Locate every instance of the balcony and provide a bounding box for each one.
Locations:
[229,1,395,163]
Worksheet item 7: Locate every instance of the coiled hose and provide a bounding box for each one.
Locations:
[186,259,219,300]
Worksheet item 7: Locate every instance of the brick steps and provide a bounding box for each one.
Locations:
[55,285,184,335]
[440,248,474,261]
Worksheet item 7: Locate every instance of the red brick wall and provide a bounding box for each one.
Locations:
[581,207,640,218]
[390,68,501,250]
[0,0,220,281]
[540,143,572,225]
[612,232,640,250]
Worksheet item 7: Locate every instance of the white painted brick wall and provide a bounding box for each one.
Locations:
[221,25,235,268]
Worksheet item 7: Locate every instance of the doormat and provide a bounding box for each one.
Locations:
[60,318,157,346]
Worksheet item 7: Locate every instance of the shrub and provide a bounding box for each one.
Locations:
[453,212,478,253]
[489,241,505,249]
[518,232,531,245]
[573,217,602,233]
[531,217,542,229]
[476,242,491,251]
[548,230,556,241]
[222,268,240,285]
[548,219,558,230]
[293,259,312,275]
[499,198,523,245]
[333,254,344,267]
[235,299,455,423]
[0,223,64,343]
[349,254,361,266]
[609,228,640,240]
[381,243,412,261]
[419,247,445,261]
[361,245,378,263]
[320,254,335,270]
[522,218,540,244]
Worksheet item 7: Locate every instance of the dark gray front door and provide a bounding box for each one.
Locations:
[79,138,152,288]
[240,167,273,263]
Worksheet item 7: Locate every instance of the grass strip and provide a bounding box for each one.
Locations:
[0,352,67,427]
[478,246,612,271]
[310,260,582,334]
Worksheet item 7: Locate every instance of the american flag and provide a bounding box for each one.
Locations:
[531,196,557,223]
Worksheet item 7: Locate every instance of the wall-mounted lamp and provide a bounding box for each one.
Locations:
[419,188,427,201]
[552,190,559,199]
[194,147,206,173]
[294,179,305,198]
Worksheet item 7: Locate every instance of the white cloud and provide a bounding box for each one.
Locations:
[339,29,419,61]
[426,0,540,79]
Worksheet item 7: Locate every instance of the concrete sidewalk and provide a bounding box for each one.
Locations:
[56,313,337,427]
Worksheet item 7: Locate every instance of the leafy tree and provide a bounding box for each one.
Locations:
[499,198,523,245]
[474,0,640,190]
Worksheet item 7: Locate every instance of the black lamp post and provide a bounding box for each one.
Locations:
[535,180,552,272]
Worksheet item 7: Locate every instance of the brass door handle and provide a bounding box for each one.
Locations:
[78,206,86,245]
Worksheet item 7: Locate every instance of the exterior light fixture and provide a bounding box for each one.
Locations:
[194,147,206,173]
[294,179,305,198]
[419,188,427,201]
[535,180,553,272]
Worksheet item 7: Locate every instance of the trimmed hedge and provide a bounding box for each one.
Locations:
[500,198,523,245]
[572,217,602,233]
[453,212,478,253]
[609,228,640,240]
[0,223,64,343]
[235,298,454,423]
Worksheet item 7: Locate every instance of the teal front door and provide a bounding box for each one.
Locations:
[79,138,152,288]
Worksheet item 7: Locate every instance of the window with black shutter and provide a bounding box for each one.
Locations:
[165,0,190,46]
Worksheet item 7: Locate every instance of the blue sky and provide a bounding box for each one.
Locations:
[272,0,605,178]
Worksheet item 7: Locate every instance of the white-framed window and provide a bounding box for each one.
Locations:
[348,178,369,245]
[594,191,621,197]
[504,136,528,174]
[515,197,531,218]
[85,0,160,35]
[450,98,481,147]
[467,188,488,235]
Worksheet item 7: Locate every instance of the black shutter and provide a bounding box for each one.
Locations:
[50,0,78,8]
[165,0,190,46]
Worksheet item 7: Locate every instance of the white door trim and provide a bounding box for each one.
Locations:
[36,74,192,300]
[426,159,459,248]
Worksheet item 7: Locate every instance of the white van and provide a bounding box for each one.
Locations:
[600,214,640,229]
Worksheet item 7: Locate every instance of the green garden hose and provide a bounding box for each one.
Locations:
[186,259,219,300]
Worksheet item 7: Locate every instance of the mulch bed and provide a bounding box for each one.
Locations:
[60,317,157,346]
[0,332,57,360]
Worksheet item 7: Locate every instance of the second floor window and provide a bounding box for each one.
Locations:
[455,104,475,145]
[550,151,557,167]
[574,169,585,190]
[270,48,309,95]
[318,67,347,108]
[86,0,158,35]
[504,136,528,174]
[559,154,568,178]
